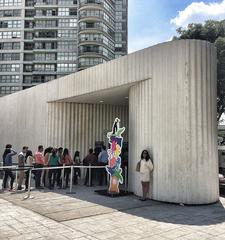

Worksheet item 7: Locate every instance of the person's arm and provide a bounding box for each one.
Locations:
[98,152,102,163]
[9,149,17,156]
[148,160,153,171]
[70,155,73,165]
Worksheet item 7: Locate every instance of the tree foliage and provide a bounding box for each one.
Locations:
[174,20,225,122]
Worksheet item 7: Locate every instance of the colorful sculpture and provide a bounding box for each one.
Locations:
[106,118,125,193]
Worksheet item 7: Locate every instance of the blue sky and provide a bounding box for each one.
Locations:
[128,0,225,52]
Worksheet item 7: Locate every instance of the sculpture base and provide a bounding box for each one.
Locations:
[95,189,133,198]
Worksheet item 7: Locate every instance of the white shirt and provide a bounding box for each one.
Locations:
[140,159,153,173]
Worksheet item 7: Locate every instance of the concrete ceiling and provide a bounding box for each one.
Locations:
[60,84,133,106]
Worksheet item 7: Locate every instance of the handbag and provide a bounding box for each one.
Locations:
[136,160,141,172]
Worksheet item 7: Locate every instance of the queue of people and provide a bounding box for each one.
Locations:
[1,144,129,191]
[1,144,155,201]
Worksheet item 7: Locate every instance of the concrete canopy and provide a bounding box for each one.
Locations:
[0,40,218,204]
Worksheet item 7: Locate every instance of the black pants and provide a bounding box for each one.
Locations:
[98,163,107,186]
[73,168,80,185]
[84,167,93,186]
[34,164,43,188]
[3,170,15,189]
[25,170,30,189]
[49,169,57,187]
[64,168,70,187]
[57,165,62,186]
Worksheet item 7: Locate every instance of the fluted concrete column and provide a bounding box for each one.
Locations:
[129,40,219,204]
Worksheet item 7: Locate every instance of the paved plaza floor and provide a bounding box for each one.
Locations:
[1,185,225,240]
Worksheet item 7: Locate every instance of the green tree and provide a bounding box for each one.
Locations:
[174,20,225,122]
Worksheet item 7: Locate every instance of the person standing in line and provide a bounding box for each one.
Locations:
[83,149,97,186]
[25,150,34,191]
[2,144,12,186]
[3,148,17,191]
[139,150,154,201]
[98,146,108,186]
[48,148,59,189]
[62,148,73,188]
[17,146,28,190]
[73,151,81,185]
[34,145,44,189]
[57,147,64,187]
[42,147,53,187]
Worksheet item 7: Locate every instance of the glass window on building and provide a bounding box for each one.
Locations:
[57,52,76,61]
[58,8,69,16]
[0,0,22,6]
[0,64,20,72]
[58,29,76,38]
[0,75,20,83]
[57,63,76,72]
[0,31,21,39]
[0,86,20,95]
[24,64,33,72]
[34,64,55,72]
[0,53,20,61]
[24,53,34,61]
[58,41,76,50]
[24,32,33,40]
[58,18,77,27]
[0,9,21,17]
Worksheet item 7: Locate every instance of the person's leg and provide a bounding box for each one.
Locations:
[36,170,40,187]
[35,165,43,188]
[141,181,144,199]
[84,168,89,185]
[9,170,15,190]
[18,170,25,189]
[57,168,61,186]
[48,169,52,188]
[52,170,57,187]
[45,169,49,187]
[98,167,103,185]
[25,170,29,189]
[66,169,70,187]
[146,182,150,198]
[74,168,79,185]
[3,170,9,189]
[143,182,149,200]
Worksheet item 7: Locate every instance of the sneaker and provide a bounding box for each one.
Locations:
[17,186,23,191]
[9,189,15,192]
[139,198,146,201]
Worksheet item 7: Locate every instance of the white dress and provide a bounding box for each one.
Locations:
[140,159,153,182]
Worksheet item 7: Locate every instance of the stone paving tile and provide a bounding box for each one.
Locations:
[1,186,225,240]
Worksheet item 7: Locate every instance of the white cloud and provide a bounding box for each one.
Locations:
[171,0,225,27]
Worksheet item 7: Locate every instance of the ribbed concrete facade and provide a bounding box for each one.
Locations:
[47,102,128,157]
[0,40,218,204]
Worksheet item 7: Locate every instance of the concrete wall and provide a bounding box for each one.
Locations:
[129,41,218,204]
[0,40,218,204]
[47,102,128,159]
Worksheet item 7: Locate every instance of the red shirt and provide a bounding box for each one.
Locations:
[34,151,44,165]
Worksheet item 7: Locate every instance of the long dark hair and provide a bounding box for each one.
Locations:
[44,147,53,156]
[141,150,150,161]
[74,151,79,158]
[63,148,69,156]
[26,150,33,158]
[25,150,33,163]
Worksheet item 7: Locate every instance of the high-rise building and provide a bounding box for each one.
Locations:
[0,0,127,96]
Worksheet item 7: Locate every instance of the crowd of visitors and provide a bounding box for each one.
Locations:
[1,144,128,192]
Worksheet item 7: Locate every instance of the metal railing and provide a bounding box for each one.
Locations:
[0,164,128,200]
